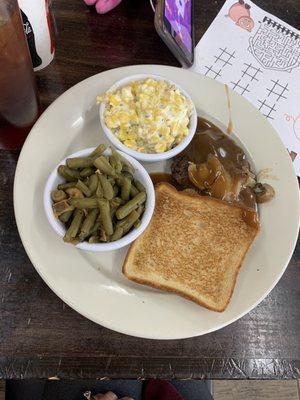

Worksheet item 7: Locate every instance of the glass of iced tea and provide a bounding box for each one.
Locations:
[0,0,39,149]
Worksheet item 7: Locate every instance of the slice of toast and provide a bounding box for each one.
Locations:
[123,183,259,312]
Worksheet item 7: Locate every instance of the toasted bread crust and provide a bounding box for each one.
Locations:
[123,183,259,312]
[152,182,257,213]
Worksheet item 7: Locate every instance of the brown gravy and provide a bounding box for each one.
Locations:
[151,172,259,229]
[181,118,249,179]
[241,208,260,229]
[179,118,256,209]
[171,117,260,228]
[225,84,233,135]
[150,172,176,187]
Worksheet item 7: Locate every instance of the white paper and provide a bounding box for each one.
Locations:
[189,0,300,175]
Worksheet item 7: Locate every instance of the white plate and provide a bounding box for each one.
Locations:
[14,65,300,339]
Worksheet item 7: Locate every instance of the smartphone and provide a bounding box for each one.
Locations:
[154,0,194,67]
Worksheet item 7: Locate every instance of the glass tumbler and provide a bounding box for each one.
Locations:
[0,0,39,149]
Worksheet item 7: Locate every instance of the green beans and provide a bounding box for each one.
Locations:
[65,187,84,198]
[98,199,113,236]
[59,210,73,223]
[89,235,100,244]
[134,179,145,192]
[130,184,139,197]
[89,221,100,236]
[57,182,76,190]
[79,209,99,241]
[64,209,84,243]
[107,176,115,186]
[136,205,145,217]
[110,149,123,173]
[88,174,98,195]
[80,167,94,178]
[117,210,140,234]
[66,157,94,169]
[134,219,141,229]
[113,185,119,197]
[99,229,109,242]
[121,157,134,174]
[110,226,124,241]
[51,189,67,203]
[95,177,103,198]
[51,144,147,245]
[52,200,74,218]
[115,191,146,220]
[76,180,91,197]
[123,171,133,181]
[99,174,114,200]
[90,144,107,158]
[58,165,80,181]
[110,197,122,219]
[69,197,98,209]
[120,176,131,201]
[94,156,117,177]
[110,197,122,209]
[109,156,117,171]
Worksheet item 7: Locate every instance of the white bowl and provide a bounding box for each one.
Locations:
[99,73,197,162]
[44,147,155,252]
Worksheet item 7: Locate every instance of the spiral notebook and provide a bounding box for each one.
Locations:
[189,0,300,175]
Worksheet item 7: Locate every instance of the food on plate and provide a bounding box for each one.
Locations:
[123,183,259,312]
[171,117,275,208]
[252,183,275,203]
[98,77,193,153]
[51,144,147,244]
[150,172,177,187]
[126,117,275,310]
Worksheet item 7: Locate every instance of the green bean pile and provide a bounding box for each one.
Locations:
[51,144,147,244]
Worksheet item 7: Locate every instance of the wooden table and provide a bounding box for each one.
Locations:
[0,0,299,380]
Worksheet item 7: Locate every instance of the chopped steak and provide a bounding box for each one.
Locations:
[171,155,191,188]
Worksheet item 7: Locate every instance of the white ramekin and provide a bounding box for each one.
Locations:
[99,74,197,163]
[44,146,155,251]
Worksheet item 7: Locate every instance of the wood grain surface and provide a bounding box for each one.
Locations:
[0,0,299,379]
[213,380,300,400]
